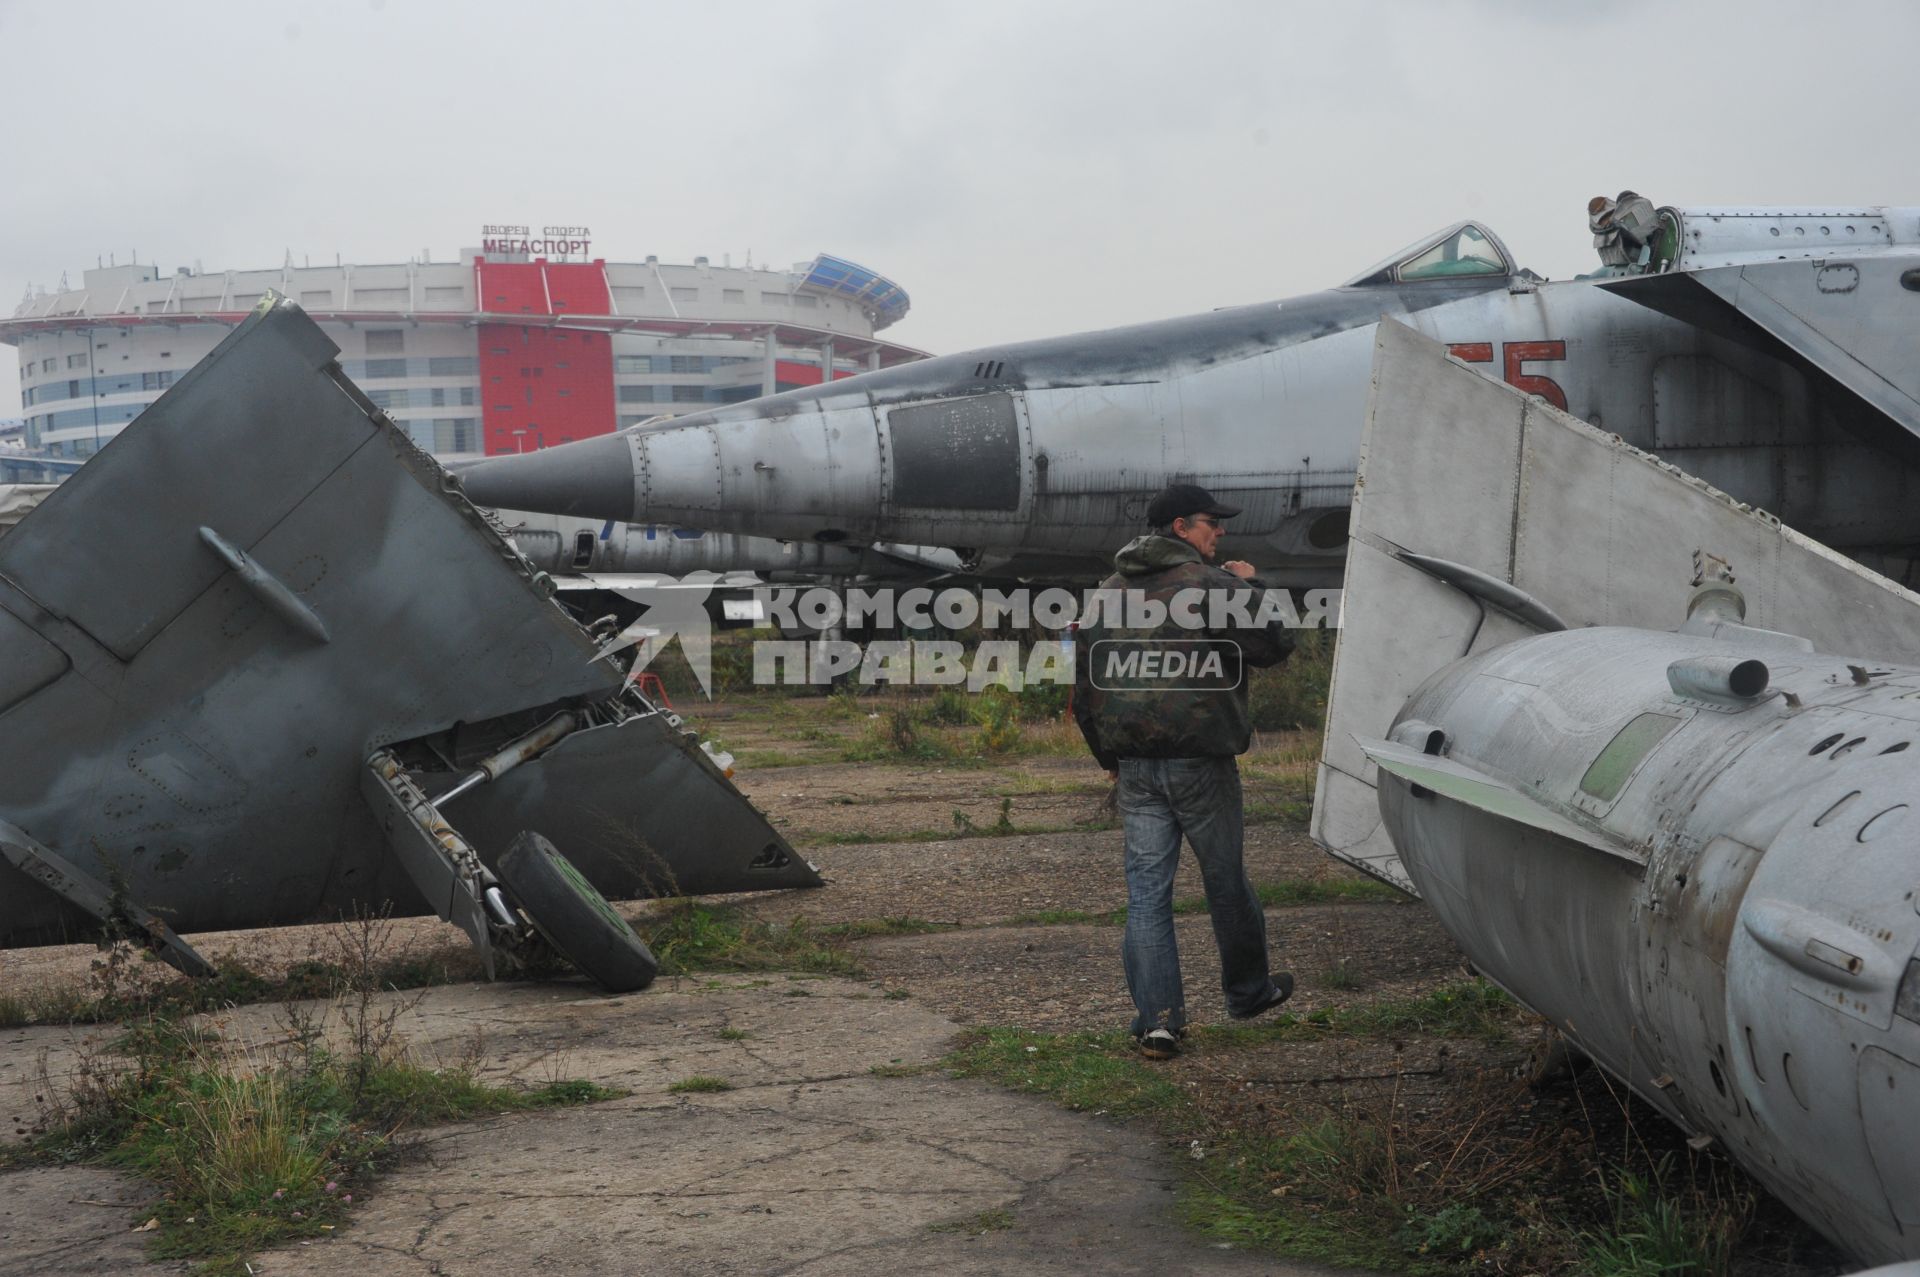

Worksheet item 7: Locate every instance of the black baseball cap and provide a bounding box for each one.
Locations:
[1147,482,1241,527]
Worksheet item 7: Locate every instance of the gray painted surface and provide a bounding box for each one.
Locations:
[1315,322,1920,1263]
[0,298,815,958]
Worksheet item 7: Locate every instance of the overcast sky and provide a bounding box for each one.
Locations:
[4,0,1919,417]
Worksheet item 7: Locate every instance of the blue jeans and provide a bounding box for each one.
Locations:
[1117,756,1274,1036]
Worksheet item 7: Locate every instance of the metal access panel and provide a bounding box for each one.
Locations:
[422,711,819,897]
[1314,320,1920,892]
[888,392,1022,510]
[0,309,365,660]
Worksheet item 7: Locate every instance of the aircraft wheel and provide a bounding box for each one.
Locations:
[498,831,659,993]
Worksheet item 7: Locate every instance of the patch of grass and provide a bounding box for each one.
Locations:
[1194,981,1527,1050]
[19,1012,617,1277]
[1248,629,1333,732]
[815,917,958,939]
[716,1027,750,1041]
[0,936,489,1030]
[944,1028,1184,1118]
[1582,1159,1749,1277]
[928,1206,1016,1234]
[667,1075,734,1094]
[1255,878,1408,907]
[993,878,1400,933]
[643,903,863,979]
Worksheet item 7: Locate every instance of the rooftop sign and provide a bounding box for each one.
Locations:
[481,224,593,259]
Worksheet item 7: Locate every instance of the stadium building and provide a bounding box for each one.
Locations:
[3,243,925,461]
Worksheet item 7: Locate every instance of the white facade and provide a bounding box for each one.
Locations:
[6,253,924,460]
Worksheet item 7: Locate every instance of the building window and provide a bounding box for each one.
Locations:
[364,359,407,379]
[430,388,446,407]
[66,353,88,369]
[67,379,80,399]
[668,355,703,373]
[366,330,404,354]
[671,385,704,403]
[760,293,790,306]
[434,418,476,452]
[793,294,818,309]
[556,389,571,398]
[41,358,56,373]
[459,387,476,406]
[616,355,653,374]
[490,347,510,357]
[428,356,476,376]
[367,389,399,410]
[141,370,176,391]
[670,287,699,303]
[618,385,655,403]
[723,289,745,304]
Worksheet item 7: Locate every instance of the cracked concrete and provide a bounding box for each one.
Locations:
[1,976,1327,1275]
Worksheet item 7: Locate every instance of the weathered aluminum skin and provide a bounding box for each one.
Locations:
[460,211,1920,583]
[499,510,962,581]
[0,298,814,952]
[1316,323,1920,1262]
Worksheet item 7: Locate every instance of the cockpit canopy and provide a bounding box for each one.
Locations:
[1344,221,1517,287]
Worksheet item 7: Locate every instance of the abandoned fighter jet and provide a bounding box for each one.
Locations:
[501,511,964,584]
[1315,322,1920,1263]
[458,197,1920,587]
[0,297,819,993]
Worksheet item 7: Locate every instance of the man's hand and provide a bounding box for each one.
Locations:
[1222,560,1256,580]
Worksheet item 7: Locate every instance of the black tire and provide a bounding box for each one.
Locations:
[498,831,659,993]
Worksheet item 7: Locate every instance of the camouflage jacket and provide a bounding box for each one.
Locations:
[1071,535,1295,771]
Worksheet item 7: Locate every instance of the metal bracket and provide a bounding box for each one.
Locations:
[0,820,216,978]
[360,750,518,979]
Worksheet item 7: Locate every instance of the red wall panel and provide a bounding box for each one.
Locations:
[772,360,856,389]
[475,259,618,455]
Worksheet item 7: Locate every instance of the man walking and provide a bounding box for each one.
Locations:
[1072,483,1295,1059]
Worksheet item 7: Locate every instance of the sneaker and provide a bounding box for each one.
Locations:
[1137,1028,1181,1060]
[1231,973,1295,1020]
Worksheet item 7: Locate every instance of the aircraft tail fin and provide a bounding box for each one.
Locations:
[1312,320,1920,893]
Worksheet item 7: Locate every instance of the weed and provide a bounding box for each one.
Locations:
[716,1027,750,1041]
[1401,1201,1506,1257]
[814,917,957,939]
[1319,957,1364,991]
[972,690,1022,754]
[945,1028,1184,1117]
[1582,1158,1749,1277]
[643,903,863,978]
[21,1008,616,1276]
[1247,629,1332,732]
[668,1076,734,1094]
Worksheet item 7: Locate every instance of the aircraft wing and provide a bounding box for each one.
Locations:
[1313,319,1920,895]
[1600,252,1920,456]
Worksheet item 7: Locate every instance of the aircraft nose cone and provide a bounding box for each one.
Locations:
[456,432,636,520]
